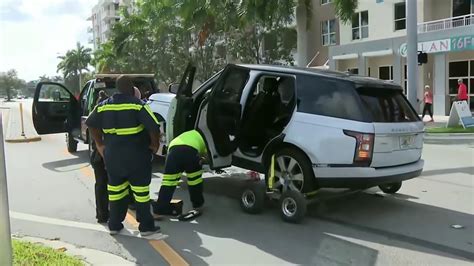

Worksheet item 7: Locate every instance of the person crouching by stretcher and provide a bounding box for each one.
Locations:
[152,129,207,221]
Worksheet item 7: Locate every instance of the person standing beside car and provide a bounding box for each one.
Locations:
[86,75,161,236]
[90,90,110,224]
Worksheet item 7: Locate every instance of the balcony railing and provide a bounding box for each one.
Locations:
[418,14,473,33]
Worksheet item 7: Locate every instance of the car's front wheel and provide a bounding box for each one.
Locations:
[378,182,402,194]
[266,147,316,193]
[66,132,78,153]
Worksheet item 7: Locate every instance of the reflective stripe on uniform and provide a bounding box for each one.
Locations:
[109,190,129,201]
[107,181,130,192]
[143,105,159,124]
[163,173,180,181]
[185,170,203,178]
[133,194,150,203]
[162,180,179,186]
[103,124,145,135]
[130,185,149,193]
[97,103,142,112]
[187,178,203,186]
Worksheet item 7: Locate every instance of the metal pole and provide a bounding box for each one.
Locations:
[0,114,13,266]
[19,103,25,137]
[407,0,418,108]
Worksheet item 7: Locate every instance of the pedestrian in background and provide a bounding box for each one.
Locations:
[87,75,161,236]
[457,78,468,102]
[422,85,434,122]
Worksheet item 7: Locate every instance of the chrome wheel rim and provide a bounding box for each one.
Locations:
[282,197,297,217]
[272,155,304,192]
[242,190,255,208]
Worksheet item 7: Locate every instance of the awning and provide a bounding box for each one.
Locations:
[362,49,393,57]
[332,53,358,60]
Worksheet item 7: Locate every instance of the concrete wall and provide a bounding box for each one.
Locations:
[306,0,339,66]
[337,59,358,72]
[424,0,452,21]
[339,0,424,45]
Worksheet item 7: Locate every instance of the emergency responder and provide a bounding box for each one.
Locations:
[90,90,110,224]
[86,75,161,235]
[153,129,207,221]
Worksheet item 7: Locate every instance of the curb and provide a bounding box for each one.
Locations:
[5,136,42,143]
[3,103,41,143]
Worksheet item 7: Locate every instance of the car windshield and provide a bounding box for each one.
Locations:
[357,87,419,123]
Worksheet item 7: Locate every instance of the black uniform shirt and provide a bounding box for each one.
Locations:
[86,93,160,150]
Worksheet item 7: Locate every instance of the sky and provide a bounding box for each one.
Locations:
[0,0,96,81]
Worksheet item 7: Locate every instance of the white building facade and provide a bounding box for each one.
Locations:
[88,0,134,50]
[328,0,474,115]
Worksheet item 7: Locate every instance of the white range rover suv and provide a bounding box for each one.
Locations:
[151,64,424,196]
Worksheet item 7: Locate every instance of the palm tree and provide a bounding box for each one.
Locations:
[57,42,92,91]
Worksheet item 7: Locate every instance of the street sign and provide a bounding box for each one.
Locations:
[447,101,474,128]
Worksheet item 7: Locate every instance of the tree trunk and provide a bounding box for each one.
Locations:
[78,71,82,93]
[6,87,11,101]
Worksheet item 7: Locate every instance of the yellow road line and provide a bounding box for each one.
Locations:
[149,240,189,266]
[126,209,189,266]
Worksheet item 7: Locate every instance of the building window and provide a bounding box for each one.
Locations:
[321,0,332,5]
[352,11,369,40]
[379,66,393,81]
[348,68,359,75]
[394,2,406,30]
[322,19,336,46]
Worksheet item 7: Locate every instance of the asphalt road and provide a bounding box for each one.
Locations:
[2,100,474,265]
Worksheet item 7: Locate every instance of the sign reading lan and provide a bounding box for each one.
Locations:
[399,34,474,57]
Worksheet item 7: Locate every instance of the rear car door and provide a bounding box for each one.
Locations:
[32,82,79,134]
[197,64,250,169]
[166,64,196,144]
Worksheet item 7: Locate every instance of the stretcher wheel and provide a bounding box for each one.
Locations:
[279,190,306,223]
[240,183,265,214]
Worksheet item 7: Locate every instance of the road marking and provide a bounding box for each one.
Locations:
[10,211,167,240]
[149,240,189,266]
[126,210,189,266]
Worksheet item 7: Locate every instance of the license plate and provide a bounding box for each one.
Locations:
[399,135,416,149]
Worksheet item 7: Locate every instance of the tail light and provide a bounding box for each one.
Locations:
[344,130,374,167]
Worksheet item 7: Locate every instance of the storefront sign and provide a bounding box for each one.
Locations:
[447,101,474,129]
[451,35,474,51]
[399,34,474,57]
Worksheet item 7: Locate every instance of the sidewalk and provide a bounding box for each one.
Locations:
[1,101,41,143]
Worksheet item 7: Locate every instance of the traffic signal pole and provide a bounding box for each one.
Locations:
[0,114,13,266]
[407,0,419,107]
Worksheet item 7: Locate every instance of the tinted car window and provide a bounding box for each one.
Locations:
[297,75,366,121]
[357,87,419,122]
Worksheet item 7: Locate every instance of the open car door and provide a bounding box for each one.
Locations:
[166,64,196,144]
[197,64,250,169]
[32,82,79,134]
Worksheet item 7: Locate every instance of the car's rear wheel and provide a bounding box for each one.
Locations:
[266,148,316,193]
[379,182,402,194]
[66,132,78,153]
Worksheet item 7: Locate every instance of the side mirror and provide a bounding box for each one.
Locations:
[168,83,179,94]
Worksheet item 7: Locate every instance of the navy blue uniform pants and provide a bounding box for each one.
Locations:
[155,145,204,213]
[104,146,154,232]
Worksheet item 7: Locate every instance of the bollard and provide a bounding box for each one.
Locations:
[0,114,13,265]
[19,103,25,137]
